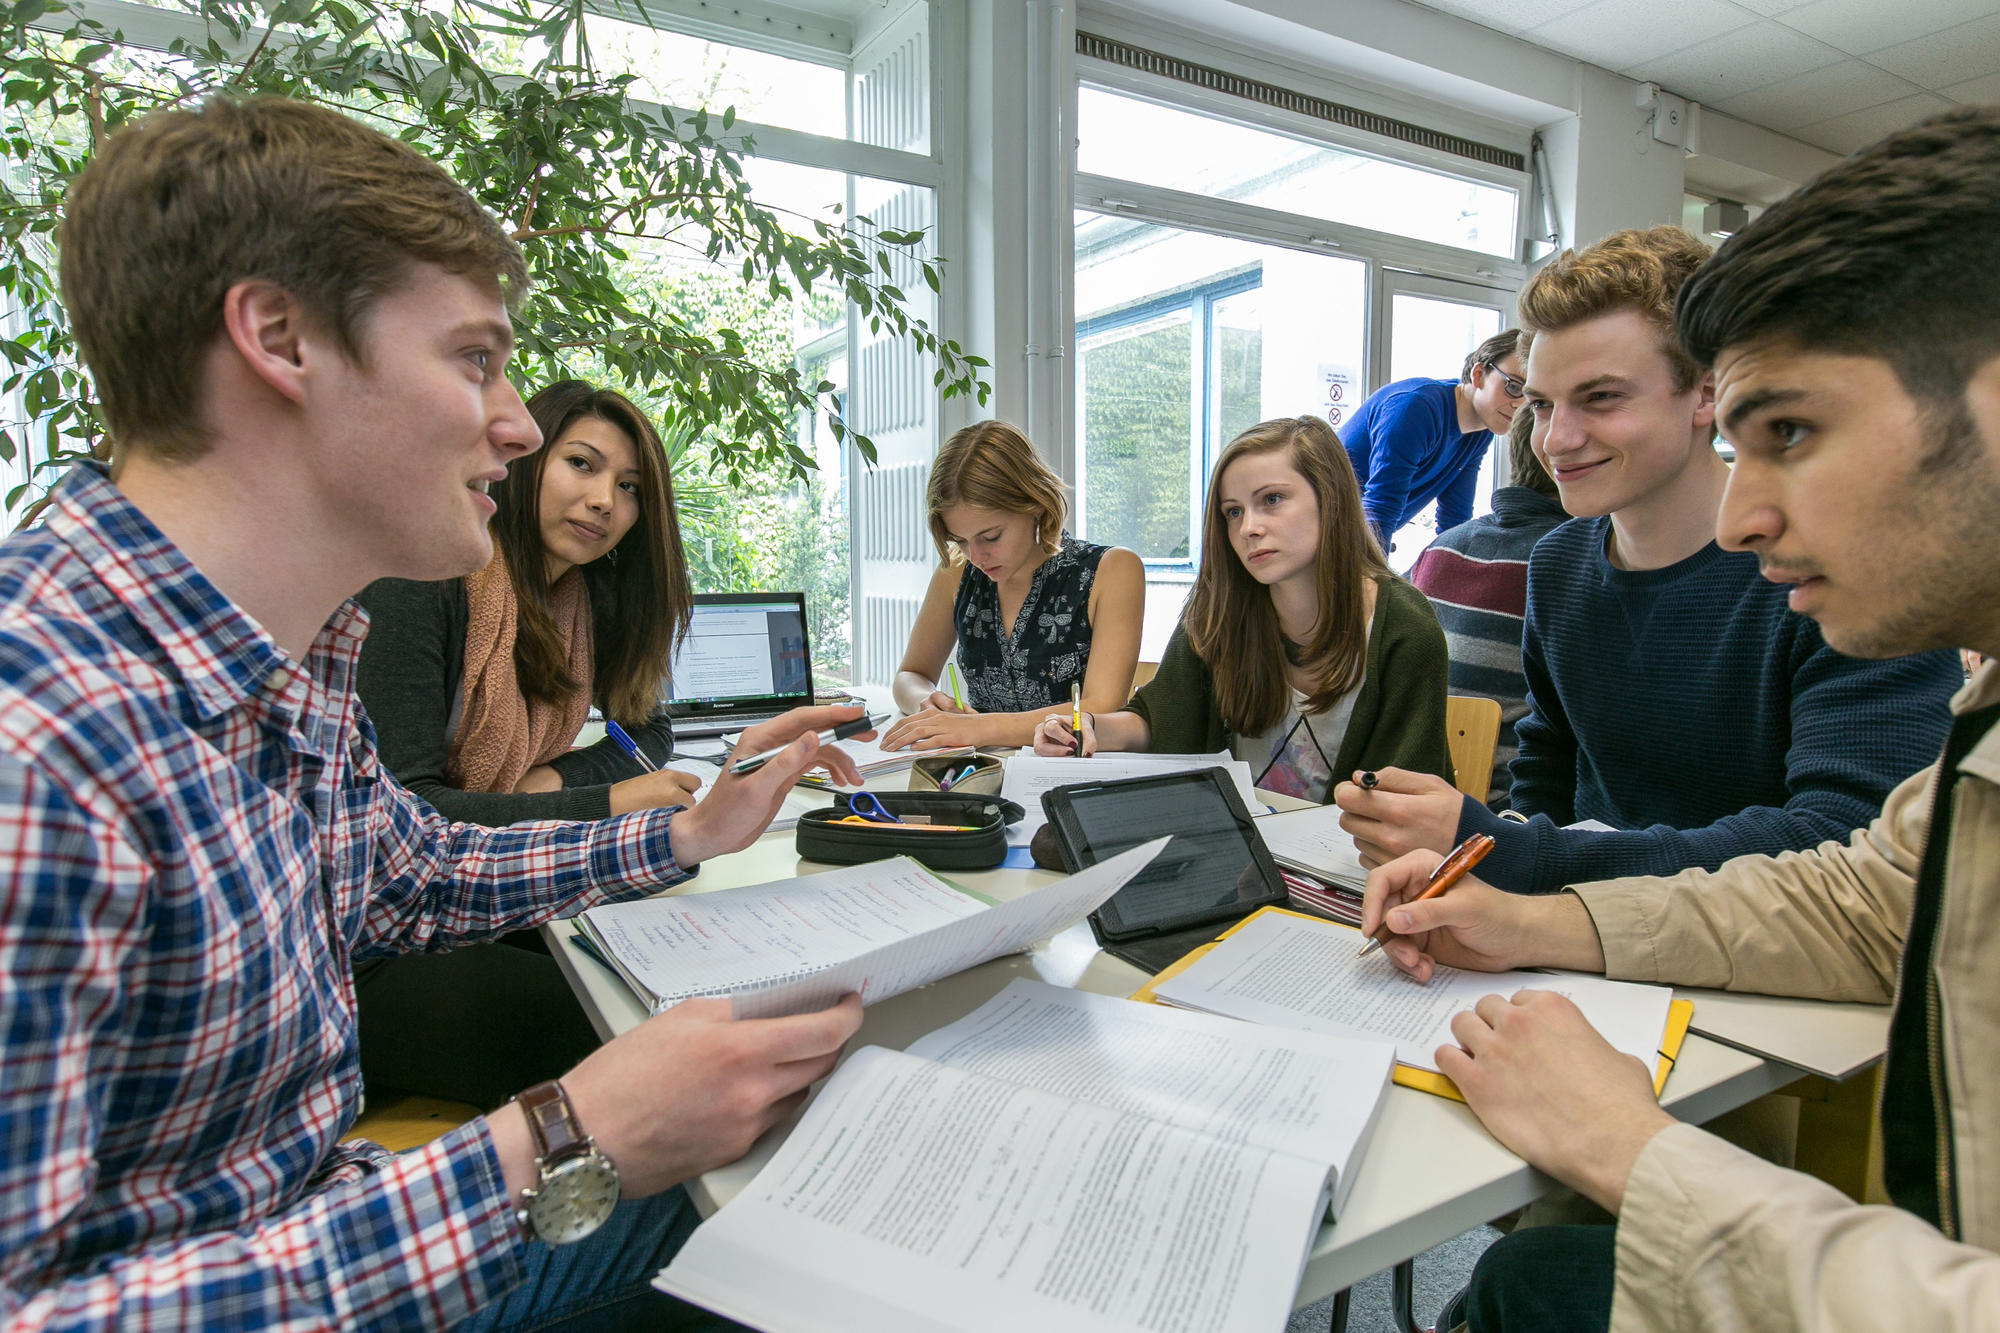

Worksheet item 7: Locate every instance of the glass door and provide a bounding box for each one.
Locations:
[1368,270,1516,569]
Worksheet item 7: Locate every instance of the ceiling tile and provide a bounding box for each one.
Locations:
[1938,71,2000,103]
[1625,21,1847,102]
[1788,91,1955,152]
[1520,0,1758,70]
[1774,0,1999,56]
[1408,0,1597,35]
[1728,0,1812,14]
[1708,60,1920,130]
[1865,14,2000,87]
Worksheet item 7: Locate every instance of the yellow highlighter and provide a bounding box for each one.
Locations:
[1069,681,1083,756]
[946,661,966,711]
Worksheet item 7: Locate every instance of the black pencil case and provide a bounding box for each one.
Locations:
[795,790,1026,871]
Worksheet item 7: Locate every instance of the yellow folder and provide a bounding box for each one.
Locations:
[1129,905,1694,1104]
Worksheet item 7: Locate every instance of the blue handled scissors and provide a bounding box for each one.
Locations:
[844,791,903,824]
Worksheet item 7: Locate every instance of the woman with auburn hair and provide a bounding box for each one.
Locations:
[883,419,1145,751]
[1034,415,1454,802]
[351,379,697,1109]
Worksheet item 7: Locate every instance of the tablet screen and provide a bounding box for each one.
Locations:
[1054,769,1284,939]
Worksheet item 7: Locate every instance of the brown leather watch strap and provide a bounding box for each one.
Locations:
[517,1080,588,1163]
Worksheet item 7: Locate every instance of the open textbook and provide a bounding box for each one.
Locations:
[1001,752,1260,846]
[1150,910,1676,1083]
[574,840,1165,1019]
[656,980,1396,1333]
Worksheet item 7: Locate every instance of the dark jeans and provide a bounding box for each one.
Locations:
[1455,1224,1617,1333]
[455,1188,743,1333]
[355,933,603,1111]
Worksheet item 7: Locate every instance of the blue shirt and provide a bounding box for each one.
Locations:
[1454,516,1962,893]
[1339,377,1493,546]
[0,463,693,1329]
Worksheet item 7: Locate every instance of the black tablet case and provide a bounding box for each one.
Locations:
[1040,772,1286,974]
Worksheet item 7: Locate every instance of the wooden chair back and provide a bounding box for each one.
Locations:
[1444,695,1502,803]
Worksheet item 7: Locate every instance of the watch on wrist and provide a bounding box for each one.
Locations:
[513,1080,620,1245]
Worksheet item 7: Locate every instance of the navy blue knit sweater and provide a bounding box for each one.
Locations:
[1453,516,1962,893]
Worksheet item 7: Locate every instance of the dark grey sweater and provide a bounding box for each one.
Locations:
[354,577,675,826]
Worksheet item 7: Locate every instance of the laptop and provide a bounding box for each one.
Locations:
[665,592,815,738]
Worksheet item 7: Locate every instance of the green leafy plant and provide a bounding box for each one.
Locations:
[0,0,989,510]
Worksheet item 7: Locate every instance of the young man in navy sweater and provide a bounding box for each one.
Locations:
[1335,226,1961,893]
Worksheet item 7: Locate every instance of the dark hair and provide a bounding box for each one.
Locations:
[1182,415,1390,735]
[1507,393,1560,501]
[60,97,525,459]
[926,420,1067,563]
[1461,329,1523,382]
[1519,226,1711,393]
[1678,104,2000,422]
[490,381,691,726]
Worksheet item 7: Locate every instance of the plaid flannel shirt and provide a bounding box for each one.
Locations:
[0,464,690,1331]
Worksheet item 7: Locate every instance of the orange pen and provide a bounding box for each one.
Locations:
[1356,832,1495,958]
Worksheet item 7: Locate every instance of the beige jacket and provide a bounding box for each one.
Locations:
[1571,661,2000,1333]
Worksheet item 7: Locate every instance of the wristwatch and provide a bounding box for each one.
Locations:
[513,1080,621,1245]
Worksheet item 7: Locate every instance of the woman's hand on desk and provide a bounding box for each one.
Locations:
[1032,710,1095,757]
[880,699,982,752]
[670,707,870,866]
[1360,849,1606,982]
[1440,990,1674,1216]
[608,768,704,815]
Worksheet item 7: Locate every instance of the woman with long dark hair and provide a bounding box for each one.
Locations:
[1035,415,1453,802]
[351,379,696,1108]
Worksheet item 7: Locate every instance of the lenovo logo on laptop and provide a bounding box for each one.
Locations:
[665,592,813,737]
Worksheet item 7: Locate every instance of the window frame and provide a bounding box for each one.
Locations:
[1074,264,1263,571]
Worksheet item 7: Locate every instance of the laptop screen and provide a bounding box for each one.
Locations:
[666,593,813,715]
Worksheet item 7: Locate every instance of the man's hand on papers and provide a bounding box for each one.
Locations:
[1333,768,1463,868]
[1440,989,1675,1215]
[552,994,863,1199]
[672,707,869,866]
[1360,849,1606,982]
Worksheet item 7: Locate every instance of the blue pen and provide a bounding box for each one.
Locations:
[604,719,658,773]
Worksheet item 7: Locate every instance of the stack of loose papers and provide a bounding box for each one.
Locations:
[656,979,1396,1333]
[1000,752,1261,845]
[1151,910,1674,1082]
[573,841,1164,1018]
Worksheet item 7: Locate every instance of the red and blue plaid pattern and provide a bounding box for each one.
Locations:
[0,464,689,1330]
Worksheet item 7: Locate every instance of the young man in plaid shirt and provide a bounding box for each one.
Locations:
[0,97,867,1331]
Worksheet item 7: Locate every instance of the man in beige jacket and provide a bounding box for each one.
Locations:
[1365,105,2000,1332]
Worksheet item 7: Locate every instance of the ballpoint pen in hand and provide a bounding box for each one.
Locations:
[604,719,658,773]
[1356,832,1495,958]
[730,713,889,776]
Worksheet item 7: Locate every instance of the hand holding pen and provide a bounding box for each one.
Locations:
[1357,833,1494,958]
[601,719,704,815]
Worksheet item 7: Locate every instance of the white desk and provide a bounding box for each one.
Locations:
[544,804,1812,1308]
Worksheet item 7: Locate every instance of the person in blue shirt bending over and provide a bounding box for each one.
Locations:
[1340,329,1525,551]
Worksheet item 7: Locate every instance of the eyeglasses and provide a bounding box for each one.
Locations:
[1482,360,1526,399]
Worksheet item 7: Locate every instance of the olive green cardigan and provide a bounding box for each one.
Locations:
[1125,575,1455,793]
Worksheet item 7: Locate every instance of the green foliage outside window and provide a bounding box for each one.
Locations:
[0,0,988,511]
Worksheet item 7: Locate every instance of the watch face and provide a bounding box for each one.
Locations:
[526,1153,621,1245]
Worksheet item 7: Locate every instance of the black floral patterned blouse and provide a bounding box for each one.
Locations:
[951,533,1110,713]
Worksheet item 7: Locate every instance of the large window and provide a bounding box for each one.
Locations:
[1075,220,1365,569]
[1077,87,1519,258]
[1073,67,1526,631]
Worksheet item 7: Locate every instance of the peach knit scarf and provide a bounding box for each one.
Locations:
[446,548,593,794]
